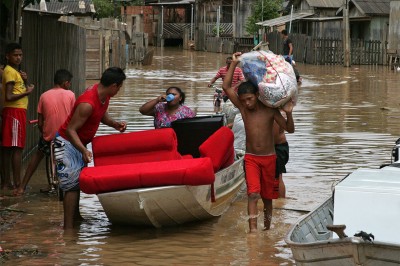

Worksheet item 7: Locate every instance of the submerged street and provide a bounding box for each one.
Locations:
[1,47,400,265]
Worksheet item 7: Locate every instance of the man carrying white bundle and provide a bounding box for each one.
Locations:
[222,52,295,233]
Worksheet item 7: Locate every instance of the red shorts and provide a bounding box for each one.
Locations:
[244,153,278,200]
[1,107,26,148]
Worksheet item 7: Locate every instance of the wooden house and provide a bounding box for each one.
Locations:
[388,1,400,54]
[257,0,344,38]
[144,0,195,46]
[337,0,390,41]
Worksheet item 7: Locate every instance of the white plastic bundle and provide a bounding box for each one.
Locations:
[239,50,298,108]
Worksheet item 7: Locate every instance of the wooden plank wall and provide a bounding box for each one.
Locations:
[86,34,102,79]
[128,32,149,64]
[61,16,128,79]
[21,12,86,159]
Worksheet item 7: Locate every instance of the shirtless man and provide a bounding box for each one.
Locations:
[222,52,294,232]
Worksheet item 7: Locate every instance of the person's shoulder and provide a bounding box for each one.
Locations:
[3,65,17,76]
[62,89,75,96]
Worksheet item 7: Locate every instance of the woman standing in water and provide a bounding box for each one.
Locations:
[139,86,195,128]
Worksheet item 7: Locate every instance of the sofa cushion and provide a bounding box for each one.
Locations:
[92,128,181,166]
[199,126,235,172]
[80,157,215,194]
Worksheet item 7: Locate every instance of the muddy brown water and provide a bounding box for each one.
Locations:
[1,47,400,265]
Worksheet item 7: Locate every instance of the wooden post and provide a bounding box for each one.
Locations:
[343,0,351,67]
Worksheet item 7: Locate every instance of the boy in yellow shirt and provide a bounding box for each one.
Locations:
[1,43,34,189]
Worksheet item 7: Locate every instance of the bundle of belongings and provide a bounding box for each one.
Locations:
[239,50,298,108]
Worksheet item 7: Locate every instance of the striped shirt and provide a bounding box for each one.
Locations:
[214,66,244,87]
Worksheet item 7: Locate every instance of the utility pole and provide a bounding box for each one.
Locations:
[343,0,351,67]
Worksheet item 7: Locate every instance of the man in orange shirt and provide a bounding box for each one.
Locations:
[14,69,76,195]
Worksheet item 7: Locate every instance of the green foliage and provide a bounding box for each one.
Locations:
[93,0,145,18]
[245,0,283,35]
[212,25,225,36]
[92,0,115,18]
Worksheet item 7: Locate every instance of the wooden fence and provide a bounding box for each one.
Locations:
[201,31,384,66]
[21,11,87,159]
[204,37,254,54]
[61,16,127,79]
[205,23,233,36]
[163,23,192,39]
[267,31,384,65]
[128,32,149,64]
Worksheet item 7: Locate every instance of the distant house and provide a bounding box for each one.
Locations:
[257,0,343,38]
[337,0,390,41]
[123,5,156,45]
[144,0,195,46]
[259,0,390,41]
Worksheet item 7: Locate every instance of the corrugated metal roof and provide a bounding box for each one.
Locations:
[306,0,343,8]
[256,12,314,27]
[25,0,95,15]
[352,0,390,16]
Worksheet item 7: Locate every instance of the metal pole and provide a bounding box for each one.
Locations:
[191,4,194,40]
[217,6,220,37]
[160,4,164,47]
[289,5,294,34]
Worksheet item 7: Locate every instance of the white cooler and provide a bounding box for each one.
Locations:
[333,166,400,244]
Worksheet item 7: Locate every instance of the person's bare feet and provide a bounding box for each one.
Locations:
[263,212,271,230]
[249,217,257,233]
[13,186,25,196]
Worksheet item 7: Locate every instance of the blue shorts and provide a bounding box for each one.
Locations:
[54,135,85,192]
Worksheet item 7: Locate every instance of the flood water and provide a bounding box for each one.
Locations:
[1,47,400,265]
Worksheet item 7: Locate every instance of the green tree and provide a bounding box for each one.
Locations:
[245,0,282,35]
[92,0,114,18]
[93,0,145,19]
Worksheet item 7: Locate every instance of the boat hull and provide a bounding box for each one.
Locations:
[285,197,400,265]
[97,157,245,228]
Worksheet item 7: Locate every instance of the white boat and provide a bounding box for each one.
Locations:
[285,165,400,265]
[80,115,245,228]
[97,157,244,228]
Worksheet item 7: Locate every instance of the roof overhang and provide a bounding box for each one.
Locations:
[256,12,314,27]
[150,0,195,6]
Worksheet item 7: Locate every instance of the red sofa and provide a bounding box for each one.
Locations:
[92,128,183,166]
[199,126,234,172]
[80,127,235,195]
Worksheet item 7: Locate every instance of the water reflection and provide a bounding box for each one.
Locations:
[1,47,400,265]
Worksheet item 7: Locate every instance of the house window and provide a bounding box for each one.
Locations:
[222,6,232,23]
